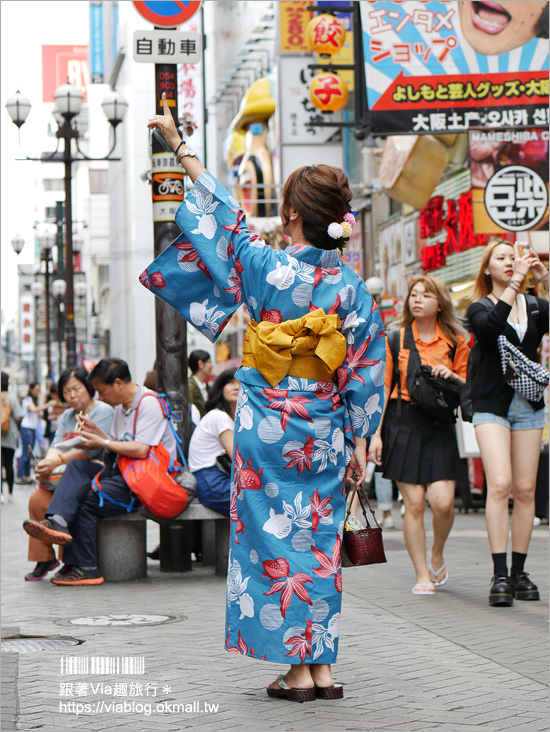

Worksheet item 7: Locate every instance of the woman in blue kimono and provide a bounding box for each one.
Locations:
[146,94,385,702]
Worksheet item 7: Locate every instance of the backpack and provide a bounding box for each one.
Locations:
[461,295,541,422]
[92,393,190,519]
[1,393,12,434]
[387,326,461,421]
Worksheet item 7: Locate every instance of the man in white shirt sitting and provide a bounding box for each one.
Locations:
[22,358,176,586]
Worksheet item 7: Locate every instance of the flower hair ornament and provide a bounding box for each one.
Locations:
[327,208,356,250]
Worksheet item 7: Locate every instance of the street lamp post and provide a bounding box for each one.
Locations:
[30,279,44,381]
[52,278,67,379]
[5,84,128,369]
[11,230,55,380]
[38,229,56,379]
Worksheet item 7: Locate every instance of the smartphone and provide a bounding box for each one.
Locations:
[515,241,529,257]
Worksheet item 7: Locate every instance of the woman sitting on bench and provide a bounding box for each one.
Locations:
[188,368,238,517]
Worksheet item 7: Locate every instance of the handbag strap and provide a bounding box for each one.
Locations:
[129,392,187,467]
[387,328,402,419]
[344,479,381,530]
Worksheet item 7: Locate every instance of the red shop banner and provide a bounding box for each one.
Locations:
[420,190,494,272]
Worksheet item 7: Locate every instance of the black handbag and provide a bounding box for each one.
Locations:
[341,481,387,567]
[388,326,461,421]
[215,451,232,477]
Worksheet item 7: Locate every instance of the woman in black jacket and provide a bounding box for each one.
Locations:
[467,240,549,607]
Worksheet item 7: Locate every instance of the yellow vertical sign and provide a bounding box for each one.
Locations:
[279,1,313,53]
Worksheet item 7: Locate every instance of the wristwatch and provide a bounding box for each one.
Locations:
[177,147,196,161]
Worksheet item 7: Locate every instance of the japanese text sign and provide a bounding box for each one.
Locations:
[360,1,549,134]
[133,31,200,64]
[469,129,549,233]
[280,1,312,52]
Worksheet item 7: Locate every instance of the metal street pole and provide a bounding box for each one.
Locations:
[58,119,77,369]
[152,54,191,459]
[43,252,53,379]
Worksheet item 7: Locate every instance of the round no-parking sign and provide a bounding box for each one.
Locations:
[133,1,202,27]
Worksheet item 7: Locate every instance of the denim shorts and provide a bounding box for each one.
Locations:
[473,392,547,431]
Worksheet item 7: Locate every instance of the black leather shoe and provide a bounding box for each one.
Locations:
[488,575,514,606]
[510,572,540,601]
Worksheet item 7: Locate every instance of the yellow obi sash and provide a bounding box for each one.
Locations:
[242,308,347,387]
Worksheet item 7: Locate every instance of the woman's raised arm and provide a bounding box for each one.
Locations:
[147,92,206,184]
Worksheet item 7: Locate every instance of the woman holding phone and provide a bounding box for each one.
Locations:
[467,240,548,607]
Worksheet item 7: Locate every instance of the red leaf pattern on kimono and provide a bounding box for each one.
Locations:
[309,488,333,532]
[261,389,314,432]
[259,308,283,324]
[237,460,263,496]
[172,240,213,280]
[312,533,342,592]
[139,269,151,290]
[149,271,167,290]
[223,270,243,304]
[283,435,314,476]
[230,493,244,543]
[222,209,246,236]
[263,568,313,618]
[284,620,312,661]
[261,558,290,580]
[344,337,381,386]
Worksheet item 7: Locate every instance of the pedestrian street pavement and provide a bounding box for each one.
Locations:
[1,482,548,732]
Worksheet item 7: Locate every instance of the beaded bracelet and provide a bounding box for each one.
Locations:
[506,280,522,292]
[533,271,549,284]
[173,141,185,157]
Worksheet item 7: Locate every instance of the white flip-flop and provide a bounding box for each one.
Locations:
[429,562,448,586]
[412,583,435,595]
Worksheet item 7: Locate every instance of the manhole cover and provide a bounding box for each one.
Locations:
[56,613,185,627]
[2,637,82,653]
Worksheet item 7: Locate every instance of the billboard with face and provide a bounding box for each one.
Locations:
[361,1,549,134]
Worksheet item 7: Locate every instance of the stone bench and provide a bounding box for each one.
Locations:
[97,499,229,582]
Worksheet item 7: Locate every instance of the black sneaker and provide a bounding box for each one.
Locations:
[22,518,72,546]
[510,572,540,601]
[51,566,104,586]
[52,564,73,581]
[488,575,514,606]
[24,558,60,581]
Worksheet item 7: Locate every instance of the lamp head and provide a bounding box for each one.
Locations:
[52,279,67,299]
[11,234,25,254]
[30,281,45,298]
[54,82,83,121]
[5,91,31,128]
[74,281,87,298]
[101,91,128,128]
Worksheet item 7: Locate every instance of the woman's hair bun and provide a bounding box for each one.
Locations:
[281,165,353,250]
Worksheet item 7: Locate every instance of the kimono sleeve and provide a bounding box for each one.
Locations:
[336,291,386,440]
[139,172,275,343]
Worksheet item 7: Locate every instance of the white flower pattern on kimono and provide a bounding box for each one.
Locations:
[266,262,296,290]
[186,189,221,239]
[341,310,367,345]
[348,394,382,437]
[291,260,316,284]
[189,299,227,339]
[263,492,311,539]
[313,428,344,474]
[227,560,255,619]
[312,613,340,661]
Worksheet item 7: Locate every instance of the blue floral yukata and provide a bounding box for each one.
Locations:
[141,172,385,664]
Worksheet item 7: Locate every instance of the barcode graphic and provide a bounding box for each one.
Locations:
[60,657,145,675]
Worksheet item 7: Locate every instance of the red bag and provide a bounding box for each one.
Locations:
[92,393,189,519]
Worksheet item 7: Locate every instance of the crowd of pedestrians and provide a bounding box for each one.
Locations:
[1,101,547,705]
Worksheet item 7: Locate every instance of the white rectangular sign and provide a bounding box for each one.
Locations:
[133,31,201,64]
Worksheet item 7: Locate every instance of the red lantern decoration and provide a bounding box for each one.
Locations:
[306,13,346,56]
[309,73,348,112]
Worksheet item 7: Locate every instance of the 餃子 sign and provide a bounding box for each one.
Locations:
[360,1,549,135]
